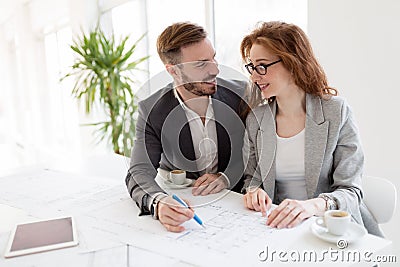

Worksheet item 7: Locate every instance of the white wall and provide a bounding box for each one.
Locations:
[308,0,400,258]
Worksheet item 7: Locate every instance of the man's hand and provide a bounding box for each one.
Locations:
[243,187,272,217]
[157,196,194,232]
[192,173,227,196]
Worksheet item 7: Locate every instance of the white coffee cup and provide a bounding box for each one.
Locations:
[316,210,351,236]
[168,170,186,185]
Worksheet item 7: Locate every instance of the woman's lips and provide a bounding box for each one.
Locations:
[257,83,269,91]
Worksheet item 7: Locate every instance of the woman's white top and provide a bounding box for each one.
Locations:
[275,129,307,202]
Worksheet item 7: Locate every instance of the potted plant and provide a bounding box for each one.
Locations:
[62,27,148,156]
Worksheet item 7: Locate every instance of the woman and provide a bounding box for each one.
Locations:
[240,21,381,236]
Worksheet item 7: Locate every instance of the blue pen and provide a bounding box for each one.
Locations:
[172,194,206,229]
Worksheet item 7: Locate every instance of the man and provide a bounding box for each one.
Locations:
[125,22,246,232]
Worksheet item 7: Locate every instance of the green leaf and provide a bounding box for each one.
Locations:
[61,27,148,154]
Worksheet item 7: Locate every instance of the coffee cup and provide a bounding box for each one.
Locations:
[168,170,186,185]
[316,210,351,236]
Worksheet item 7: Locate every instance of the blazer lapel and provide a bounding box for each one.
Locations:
[258,103,277,198]
[165,95,197,174]
[178,120,196,162]
[213,101,230,172]
[305,94,329,198]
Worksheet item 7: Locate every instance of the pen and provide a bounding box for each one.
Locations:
[172,194,206,229]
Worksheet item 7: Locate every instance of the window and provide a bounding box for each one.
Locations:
[214,0,308,73]
[43,26,81,156]
[110,0,148,92]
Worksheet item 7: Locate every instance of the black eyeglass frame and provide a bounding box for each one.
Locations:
[245,59,282,75]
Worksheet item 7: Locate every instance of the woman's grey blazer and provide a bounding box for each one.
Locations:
[243,93,382,236]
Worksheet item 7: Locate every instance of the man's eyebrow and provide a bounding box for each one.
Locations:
[198,52,216,62]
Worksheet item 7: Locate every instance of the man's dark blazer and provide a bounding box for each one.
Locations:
[125,78,247,214]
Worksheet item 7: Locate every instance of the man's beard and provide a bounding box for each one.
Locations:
[181,73,217,96]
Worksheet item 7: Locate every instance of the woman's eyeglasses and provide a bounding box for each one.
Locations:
[244,59,282,75]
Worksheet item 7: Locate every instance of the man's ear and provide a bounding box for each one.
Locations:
[166,64,179,77]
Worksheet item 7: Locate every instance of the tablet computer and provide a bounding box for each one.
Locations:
[4,216,79,258]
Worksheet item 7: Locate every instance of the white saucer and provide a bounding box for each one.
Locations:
[310,220,367,244]
[163,178,193,189]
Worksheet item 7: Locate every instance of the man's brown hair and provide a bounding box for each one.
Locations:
[157,22,207,65]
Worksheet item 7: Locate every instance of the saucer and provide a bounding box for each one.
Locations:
[310,220,367,244]
[163,178,193,189]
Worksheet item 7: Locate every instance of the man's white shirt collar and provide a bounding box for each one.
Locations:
[173,88,214,119]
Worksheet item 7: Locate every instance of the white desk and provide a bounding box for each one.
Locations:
[0,154,393,267]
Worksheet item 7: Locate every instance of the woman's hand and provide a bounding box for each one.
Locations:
[267,198,325,228]
[192,173,227,196]
[243,187,272,216]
